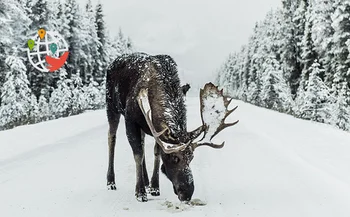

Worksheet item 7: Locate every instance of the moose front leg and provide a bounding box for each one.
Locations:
[149,142,161,196]
[126,120,148,202]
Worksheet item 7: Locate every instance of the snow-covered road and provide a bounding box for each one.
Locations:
[1,97,350,217]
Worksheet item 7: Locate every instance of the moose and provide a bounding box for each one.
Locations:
[106,52,238,202]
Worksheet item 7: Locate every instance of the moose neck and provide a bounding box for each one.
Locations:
[147,71,188,142]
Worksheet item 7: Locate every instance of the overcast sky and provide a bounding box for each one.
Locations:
[79,0,282,87]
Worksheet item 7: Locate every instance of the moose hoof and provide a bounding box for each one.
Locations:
[150,187,160,196]
[136,193,148,202]
[107,182,117,190]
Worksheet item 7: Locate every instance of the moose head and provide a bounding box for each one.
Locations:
[137,82,239,201]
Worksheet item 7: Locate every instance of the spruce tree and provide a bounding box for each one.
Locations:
[95,2,109,83]
[82,0,100,83]
[71,73,87,115]
[331,0,350,94]
[261,56,293,112]
[280,0,302,98]
[49,68,72,118]
[84,78,102,110]
[38,91,50,121]
[0,0,30,104]
[297,60,332,123]
[300,3,318,90]
[332,82,350,131]
[0,56,33,129]
[29,94,39,124]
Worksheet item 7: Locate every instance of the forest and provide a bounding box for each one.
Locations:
[216,0,350,131]
[0,0,133,130]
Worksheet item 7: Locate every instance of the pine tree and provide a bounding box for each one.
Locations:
[246,24,261,105]
[38,91,50,121]
[296,60,332,123]
[311,0,335,87]
[71,73,87,115]
[300,3,318,90]
[311,0,335,56]
[239,46,250,102]
[64,0,84,78]
[293,0,308,60]
[81,0,100,83]
[84,78,102,110]
[332,82,350,131]
[49,68,72,118]
[0,0,30,103]
[29,94,39,124]
[218,54,234,95]
[0,56,33,129]
[94,2,109,83]
[280,0,302,98]
[331,0,350,94]
[260,56,293,112]
[114,28,134,56]
[29,0,49,30]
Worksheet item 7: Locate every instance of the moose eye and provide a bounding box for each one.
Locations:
[172,156,180,164]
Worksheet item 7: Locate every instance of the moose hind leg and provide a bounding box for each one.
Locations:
[126,121,148,202]
[150,142,161,196]
[107,113,121,190]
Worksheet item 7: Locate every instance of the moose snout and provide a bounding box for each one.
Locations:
[176,183,194,202]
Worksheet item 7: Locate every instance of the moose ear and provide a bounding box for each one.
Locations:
[181,83,191,96]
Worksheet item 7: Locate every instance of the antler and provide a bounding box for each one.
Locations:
[192,82,239,150]
[137,88,191,154]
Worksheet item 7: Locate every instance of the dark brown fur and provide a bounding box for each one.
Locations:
[106,53,194,202]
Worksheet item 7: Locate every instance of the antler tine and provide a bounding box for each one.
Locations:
[145,110,168,137]
[224,106,238,120]
[192,141,225,150]
[137,88,191,154]
[187,125,206,141]
[224,97,232,108]
[210,120,239,140]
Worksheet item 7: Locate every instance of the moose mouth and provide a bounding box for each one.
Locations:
[161,164,193,201]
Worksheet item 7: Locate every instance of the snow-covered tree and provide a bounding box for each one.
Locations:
[280,0,302,97]
[0,0,132,131]
[0,0,30,102]
[114,28,134,56]
[37,91,50,121]
[330,0,350,94]
[300,3,318,90]
[0,56,33,129]
[80,0,100,83]
[29,0,49,30]
[99,78,106,108]
[311,0,335,56]
[246,24,262,105]
[215,0,350,131]
[84,78,103,110]
[260,56,293,112]
[71,73,87,115]
[29,94,39,124]
[94,2,109,83]
[296,60,332,123]
[49,69,72,118]
[332,82,350,131]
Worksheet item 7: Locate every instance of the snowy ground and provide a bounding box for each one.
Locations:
[1,97,350,217]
